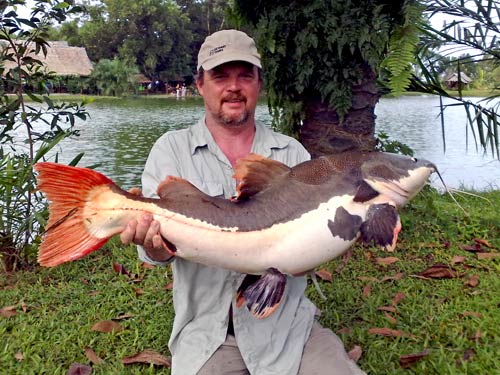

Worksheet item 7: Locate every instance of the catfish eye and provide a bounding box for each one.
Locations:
[411,157,418,162]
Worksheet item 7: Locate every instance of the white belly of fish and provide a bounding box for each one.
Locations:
[156,194,366,275]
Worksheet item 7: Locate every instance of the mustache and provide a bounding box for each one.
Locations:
[222,93,246,102]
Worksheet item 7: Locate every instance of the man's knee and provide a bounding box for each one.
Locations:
[298,321,366,375]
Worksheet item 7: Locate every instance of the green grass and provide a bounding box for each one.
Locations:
[1,188,500,374]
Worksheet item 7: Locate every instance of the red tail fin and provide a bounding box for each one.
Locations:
[34,162,114,267]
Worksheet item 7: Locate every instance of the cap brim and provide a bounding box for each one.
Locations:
[199,52,262,71]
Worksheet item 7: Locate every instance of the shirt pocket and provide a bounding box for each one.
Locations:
[191,180,224,198]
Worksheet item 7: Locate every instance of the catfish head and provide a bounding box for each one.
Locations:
[359,152,436,207]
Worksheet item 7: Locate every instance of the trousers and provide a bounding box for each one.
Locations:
[197,321,367,375]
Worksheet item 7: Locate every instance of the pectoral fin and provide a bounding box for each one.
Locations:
[360,203,401,251]
[236,268,287,319]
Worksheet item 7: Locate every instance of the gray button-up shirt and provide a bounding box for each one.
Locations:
[138,118,317,375]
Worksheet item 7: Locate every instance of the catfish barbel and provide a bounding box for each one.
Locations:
[34,151,436,318]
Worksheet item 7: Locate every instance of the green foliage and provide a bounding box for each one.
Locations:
[234,0,421,135]
[0,0,88,270]
[89,58,139,97]
[381,1,425,95]
[375,131,414,156]
[76,0,194,80]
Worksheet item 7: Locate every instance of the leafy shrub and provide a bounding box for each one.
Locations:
[0,0,88,270]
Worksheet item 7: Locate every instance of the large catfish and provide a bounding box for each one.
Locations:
[34,151,435,318]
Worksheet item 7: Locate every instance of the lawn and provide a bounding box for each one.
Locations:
[1,188,500,374]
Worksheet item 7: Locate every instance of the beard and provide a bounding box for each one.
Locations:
[217,109,249,127]
[216,94,249,127]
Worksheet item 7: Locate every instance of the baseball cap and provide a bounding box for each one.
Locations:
[197,29,262,71]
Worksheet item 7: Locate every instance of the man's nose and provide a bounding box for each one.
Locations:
[226,77,241,91]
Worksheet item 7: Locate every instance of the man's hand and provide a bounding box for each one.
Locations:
[120,213,174,262]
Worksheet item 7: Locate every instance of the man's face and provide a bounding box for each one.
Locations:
[197,62,262,128]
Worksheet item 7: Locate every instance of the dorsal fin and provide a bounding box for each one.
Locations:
[157,176,202,200]
[232,153,290,202]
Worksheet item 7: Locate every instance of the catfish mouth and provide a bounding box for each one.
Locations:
[366,177,411,206]
[376,178,411,199]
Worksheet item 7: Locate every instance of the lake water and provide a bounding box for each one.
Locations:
[48,95,500,191]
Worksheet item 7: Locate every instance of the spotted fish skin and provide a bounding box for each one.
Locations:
[34,151,435,319]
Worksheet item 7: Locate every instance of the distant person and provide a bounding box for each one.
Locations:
[121,29,366,375]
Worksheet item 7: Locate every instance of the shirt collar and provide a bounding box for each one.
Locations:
[189,116,291,158]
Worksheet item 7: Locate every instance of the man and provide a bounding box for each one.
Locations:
[121,29,365,375]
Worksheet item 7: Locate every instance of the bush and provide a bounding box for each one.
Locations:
[0,0,88,270]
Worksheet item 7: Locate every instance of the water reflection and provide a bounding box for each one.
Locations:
[51,96,499,191]
[375,95,499,191]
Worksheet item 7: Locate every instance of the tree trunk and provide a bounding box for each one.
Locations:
[299,65,379,158]
[1,232,17,272]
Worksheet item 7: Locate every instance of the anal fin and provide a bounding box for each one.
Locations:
[360,203,401,251]
[236,268,287,319]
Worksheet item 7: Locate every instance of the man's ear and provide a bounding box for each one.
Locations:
[196,79,204,96]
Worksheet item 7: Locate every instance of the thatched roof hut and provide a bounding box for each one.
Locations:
[443,72,473,89]
[2,41,93,77]
[134,73,151,84]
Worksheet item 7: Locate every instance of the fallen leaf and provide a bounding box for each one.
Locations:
[337,327,351,335]
[465,275,480,287]
[378,305,397,313]
[460,244,482,252]
[67,363,92,375]
[461,311,483,319]
[122,349,171,367]
[364,251,374,261]
[115,313,135,320]
[113,263,131,276]
[419,242,442,249]
[165,282,173,291]
[20,301,28,313]
[399,349,430,368]
[141,262,155,269]
[375,257,399,266]
[315,269,332,282]
[85,346,104,365]
[0,305,17,318]
[391,292,406,306]
[474,238,494,248]
[335,248,354,273]
[417,264,457,279]
[362,283,372,297]
[368,327,412,337]
[134,288,144,297]
[358,276,379,282]
[347,345,363,362]
[451,255,466,265]
[457,348,476,365]
[381,272,404,282]
[469,330,482,342]
[14,351,24,361]
[91,320,123,333]
[88,290,101,297]
[477,252,500,260]
[384,312,398,325]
